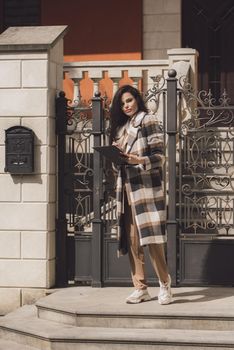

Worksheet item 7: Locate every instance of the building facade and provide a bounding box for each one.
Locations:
[0,0,233,314]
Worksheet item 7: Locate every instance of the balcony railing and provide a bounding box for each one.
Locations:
[63,48,198,117]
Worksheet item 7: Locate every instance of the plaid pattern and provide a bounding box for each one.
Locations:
[115,112,166,255]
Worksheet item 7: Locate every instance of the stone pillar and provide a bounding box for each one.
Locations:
[0,25,67,314]
[167,48,199,92]
[143,0,181,59]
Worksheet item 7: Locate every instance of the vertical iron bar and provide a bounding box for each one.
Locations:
[55,91,68,286]
[92,92,103,287]
[166,69,178,286]
[178,91,182,236]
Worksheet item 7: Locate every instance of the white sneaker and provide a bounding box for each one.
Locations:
[158,275,173,305]
[126,289,151,304]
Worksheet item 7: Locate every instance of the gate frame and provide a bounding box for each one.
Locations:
[55,73,180,287]
[166,69,178,286]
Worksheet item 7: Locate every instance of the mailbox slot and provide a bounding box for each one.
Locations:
[5,126,34,174]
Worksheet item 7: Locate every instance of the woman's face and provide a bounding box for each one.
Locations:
[121,92,138,118]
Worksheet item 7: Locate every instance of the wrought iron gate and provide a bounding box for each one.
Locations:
[55,70,234,287]
[55,91,158,287]
[175,73,234,285]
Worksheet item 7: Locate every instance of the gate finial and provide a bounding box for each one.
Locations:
[168,69,177,78]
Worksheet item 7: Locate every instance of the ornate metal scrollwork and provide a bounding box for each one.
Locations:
[178,80,234,236]
[64,97,94,233]
[181,194,234,235]
[144,75,166,114]
[179,77,234,130]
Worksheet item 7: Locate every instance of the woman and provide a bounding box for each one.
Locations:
[110,85,172,305]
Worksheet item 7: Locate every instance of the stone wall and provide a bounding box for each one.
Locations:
[0,26,67,314]
[143,0,181,59]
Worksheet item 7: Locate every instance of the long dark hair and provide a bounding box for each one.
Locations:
[109,85,148,143]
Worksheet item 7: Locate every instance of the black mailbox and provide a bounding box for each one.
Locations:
[5,126,34,174]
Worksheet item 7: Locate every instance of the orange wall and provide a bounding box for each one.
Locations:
[41,0,142,100]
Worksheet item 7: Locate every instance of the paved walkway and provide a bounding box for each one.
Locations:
[39,286,234,317]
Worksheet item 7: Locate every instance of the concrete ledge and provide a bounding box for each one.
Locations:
[0,26,68,52]
[36,286,234,318]
[1,305,234,349]
[0,339,38,350]
[0,288,21,315]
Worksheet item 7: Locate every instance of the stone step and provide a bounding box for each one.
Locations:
[0,339,39,350]
[37,302,234,331]
[1,306,234,350]
[36,286,234,331]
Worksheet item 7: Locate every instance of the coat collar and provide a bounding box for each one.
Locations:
[126,111,146,152]
[130,111,146,127]
[115,111,147,152]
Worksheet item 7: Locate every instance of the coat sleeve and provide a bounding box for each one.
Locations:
[142,114,165,171]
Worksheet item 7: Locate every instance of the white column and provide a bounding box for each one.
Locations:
[167,48,199,92]
[131,77,141,90]
[0,25,67,314]
[72,78,82,105]
[112,78,121,96]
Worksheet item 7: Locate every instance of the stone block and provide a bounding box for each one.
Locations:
[0,117,21,145]
[0,25,67,49]
[163,0,181,13]
[21,231,47,259]
[143,0,180,14]
[47,259,56,287]
[144,31,180,50]
[56,63,64,90]
[0,52,48,60]
[143,0,164,14]
[22,174,55,202]
[144,32,161,50]
[144,14,181,32]
[143,49,167,59]
[21,288,46,306]
[48,175,56,202]
[48,231,56,259]
[48,62,63,91]
[0,288,21,315]
[48,117,56,146]
[34,145,47,174]
[0,203,49,230]
[48,146,56,174]
[0,259,48,288]
[0,231,20,258]
[49,62,57,89]
[22,60,48,88]
[48,204,56,231]
[0,89,48,117]
[22,174,45,202]
[162,31,181,48]
[21,231,56,261]
[34,145,56,174]
[0,146,5,173]
[0,175,21,201]
[50,39,64,65]
[0,61,21,88]
[48,88,56,117]
[22,117,48,145]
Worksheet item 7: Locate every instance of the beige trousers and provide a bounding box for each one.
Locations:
[124,192,169,290]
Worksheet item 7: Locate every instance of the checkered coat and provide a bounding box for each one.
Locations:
[114,111,166,255]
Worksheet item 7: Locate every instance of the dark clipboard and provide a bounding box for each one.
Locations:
[93,145,128,165]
